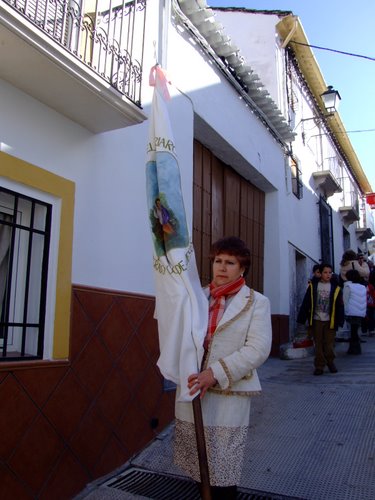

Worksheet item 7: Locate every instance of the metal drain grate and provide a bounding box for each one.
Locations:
[103,467,298,499]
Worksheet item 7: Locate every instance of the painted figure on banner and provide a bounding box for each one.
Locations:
[153,197,175,235]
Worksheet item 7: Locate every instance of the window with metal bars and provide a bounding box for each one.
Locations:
[290,156,303,199]
[319,196,334,269]
[0,187,51,361]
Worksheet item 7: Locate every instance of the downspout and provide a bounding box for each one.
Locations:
[284,152,291,195]
[160,0,170,67]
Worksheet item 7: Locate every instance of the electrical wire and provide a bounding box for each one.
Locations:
[328,128,375,135]
[346,129,375,133]
[290,40,375,62]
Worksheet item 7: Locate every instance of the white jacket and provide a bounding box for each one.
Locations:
[343,281,367,317]
[203,285,272,396]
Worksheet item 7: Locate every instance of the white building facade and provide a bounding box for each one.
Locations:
[212,7,374,335]
[0,0,372,496]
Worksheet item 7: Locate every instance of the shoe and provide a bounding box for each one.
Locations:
[314,368,324,376]
[327,363,338,373]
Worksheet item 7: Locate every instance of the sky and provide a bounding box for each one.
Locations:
[208,0,375,194]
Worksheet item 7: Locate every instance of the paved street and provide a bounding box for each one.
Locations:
[77,334,375,500]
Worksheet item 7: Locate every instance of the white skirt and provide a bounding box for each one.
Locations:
[174,387,251,486]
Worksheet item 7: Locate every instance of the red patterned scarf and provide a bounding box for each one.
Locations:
[204,276,245,350]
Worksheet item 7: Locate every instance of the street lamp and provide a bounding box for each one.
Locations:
[294,85,341,137]
[298,85,341,129]
[320,85,341,115]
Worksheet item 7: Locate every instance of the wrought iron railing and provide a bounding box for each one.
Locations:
[290,157,303,199]
[348,191,359,216]
[323,156,342,182]
[358,198,375,233]
[339,176,360,215]
[4,0,147,105]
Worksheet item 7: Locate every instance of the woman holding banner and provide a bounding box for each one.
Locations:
[174,236,272,499]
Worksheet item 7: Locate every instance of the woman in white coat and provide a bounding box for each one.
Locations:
[174,237,272,499]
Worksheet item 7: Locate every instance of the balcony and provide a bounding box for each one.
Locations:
[356,200,375,241]
[339,197,360,226]
[312,170,342,199]
[339,178,361,226]
[0,0,147,133]
[339,203,360,226]
[356,227,374,241]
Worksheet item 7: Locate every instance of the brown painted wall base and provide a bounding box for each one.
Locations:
[0,285,289,499]
[270,314,290,357]
[0,285,175,500]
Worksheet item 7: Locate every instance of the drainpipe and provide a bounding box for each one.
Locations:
[160,0,170,67]
[284,152,291,195]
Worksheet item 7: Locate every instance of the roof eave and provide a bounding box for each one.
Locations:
[277,15,372,194]
[174,0,295,146]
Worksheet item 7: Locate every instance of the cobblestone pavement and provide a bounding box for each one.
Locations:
[77,335,375,500]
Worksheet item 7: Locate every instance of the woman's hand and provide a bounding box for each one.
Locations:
[188,368,217,399]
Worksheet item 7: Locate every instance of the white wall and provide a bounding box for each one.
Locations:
[0,1,166,296]
[166,9,291,313]
[0,77,159,295]
[210,9,369,312]
[213,10,282,106]
[166,14,284,188]
[0,1,296,316]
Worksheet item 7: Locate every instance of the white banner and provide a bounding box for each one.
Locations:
[146,66,208,401]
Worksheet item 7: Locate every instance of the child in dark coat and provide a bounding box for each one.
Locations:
[297,263,344,375]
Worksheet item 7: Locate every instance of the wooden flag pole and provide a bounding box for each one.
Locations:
[192,395,211,500]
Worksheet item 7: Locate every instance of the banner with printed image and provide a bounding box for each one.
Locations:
[146,65,208,402]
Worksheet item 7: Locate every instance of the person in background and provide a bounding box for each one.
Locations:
[311,264,321,281]
[340,250,370,285]
[368,260,374,272]
[305,264,322,340]
[297,263,344,375]
[357,252,370,284]
[361,269,375,337]
[356,253,371,334]
[174,236,272,499]
[343,269,367,354]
